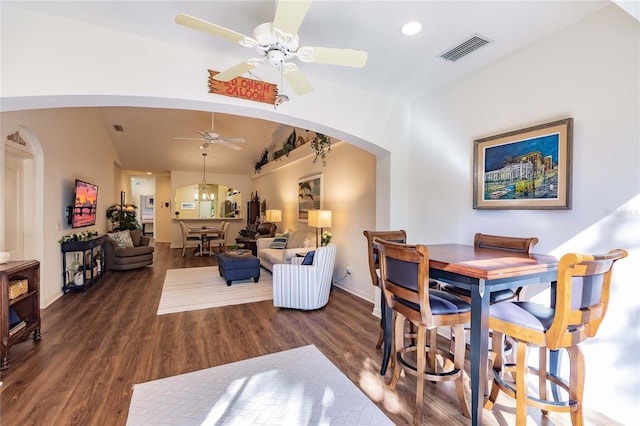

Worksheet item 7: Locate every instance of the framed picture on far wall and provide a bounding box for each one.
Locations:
[473,118,573,210]
[298,173,322,222]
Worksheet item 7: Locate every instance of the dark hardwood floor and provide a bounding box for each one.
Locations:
[0,243,619,425]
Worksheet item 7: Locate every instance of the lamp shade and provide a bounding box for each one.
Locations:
[308,210,332,228]
[265,209,281,222]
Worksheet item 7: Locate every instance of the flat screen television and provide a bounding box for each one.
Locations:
[71,179,98,228]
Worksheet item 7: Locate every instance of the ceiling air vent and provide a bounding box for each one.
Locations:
[439,35,491,62]
[113,124,124,132]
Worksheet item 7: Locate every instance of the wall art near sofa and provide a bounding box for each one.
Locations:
[473,118,573,210]
[298,173,322,222]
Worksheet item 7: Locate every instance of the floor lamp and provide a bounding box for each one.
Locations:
[308,210,332,247]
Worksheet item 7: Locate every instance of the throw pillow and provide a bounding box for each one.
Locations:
[287,231,307,248]
[301,250,315,265]
[108,230,134,248]
[270,235,288,249]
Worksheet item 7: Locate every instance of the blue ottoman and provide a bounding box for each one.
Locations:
[217,253,261,286]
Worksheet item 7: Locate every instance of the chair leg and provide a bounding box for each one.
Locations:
[453,324,471,418]
[388,313,405,390]
[413,324,427,426]
[376,323,384,349]
[567,345,585,426]
[486,331,504,410]
[515,340,528,426]
[539,347,548,415]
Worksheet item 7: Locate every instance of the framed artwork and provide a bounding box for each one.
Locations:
[145,196,155,208]
[298,173,322,222]
[473,118,573,210]
[180,202,195,210]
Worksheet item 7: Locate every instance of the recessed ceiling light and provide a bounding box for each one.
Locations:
[401,21,422,36]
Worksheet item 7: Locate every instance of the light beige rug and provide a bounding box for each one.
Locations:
[157,266,272,315]
[127,345,393,425]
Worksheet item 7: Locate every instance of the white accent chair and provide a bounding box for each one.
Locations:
[272,244,337,310]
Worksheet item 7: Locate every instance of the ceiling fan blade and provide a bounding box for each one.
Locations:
[175,14,249,43]
[218,140,243,151]
[213,62,257,81]
[173,137,205,141]
[220,137,246,144]
[272,0,312,36]
[298,46,368,67]
[284,67,313,95]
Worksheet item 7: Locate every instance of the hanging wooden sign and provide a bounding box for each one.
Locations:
[208,70,277,105]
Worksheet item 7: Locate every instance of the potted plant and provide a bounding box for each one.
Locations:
[106,203,140,231]
[311,133,332,166]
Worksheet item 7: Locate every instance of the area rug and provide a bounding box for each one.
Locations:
[157,266,272,315]
[127,345,392,425]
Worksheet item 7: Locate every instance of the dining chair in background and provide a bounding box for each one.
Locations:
[441,233,539,303]
[208,221,231,255]
[376,238,472,425]
[485,249,627,426]
[179,221,201,257]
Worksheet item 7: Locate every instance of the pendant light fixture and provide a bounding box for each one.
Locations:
[194,152,212,201]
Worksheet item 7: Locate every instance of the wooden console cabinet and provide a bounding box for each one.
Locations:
[61,235,106,294]
[1,260,41,370]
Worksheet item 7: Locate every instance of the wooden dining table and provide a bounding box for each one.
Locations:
[381,244,559,426]
[187,227,220,256]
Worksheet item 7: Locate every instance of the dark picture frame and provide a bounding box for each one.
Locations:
[473,118,573,210]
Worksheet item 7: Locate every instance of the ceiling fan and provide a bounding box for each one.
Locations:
[175,0,368,95]
[173,113,245,151]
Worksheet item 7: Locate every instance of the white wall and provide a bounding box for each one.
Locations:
[1,109,121,306]
[252,141,377,301]
[408,5,639,423]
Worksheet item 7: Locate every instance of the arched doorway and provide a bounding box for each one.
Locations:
[2,126,44,263]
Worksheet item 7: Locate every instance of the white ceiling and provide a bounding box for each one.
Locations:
[7,0,612,175]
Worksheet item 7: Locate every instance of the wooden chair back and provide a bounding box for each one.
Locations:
[474,233,538,253]
[547,249,627,348]
[375,238,435,324]
[363,230,407,288]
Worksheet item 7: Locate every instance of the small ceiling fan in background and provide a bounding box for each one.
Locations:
[173,113,246,150]
[175,0,368,95]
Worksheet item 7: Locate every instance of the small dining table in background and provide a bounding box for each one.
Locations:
[187,226,220,256]
[381,243,559,426]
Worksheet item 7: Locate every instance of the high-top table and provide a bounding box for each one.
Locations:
[382,244,558,426]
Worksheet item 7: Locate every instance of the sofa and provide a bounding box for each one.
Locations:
[256,230,316,271]
[104,229,154,271]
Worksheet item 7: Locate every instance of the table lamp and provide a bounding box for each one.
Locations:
[265,209,281,223]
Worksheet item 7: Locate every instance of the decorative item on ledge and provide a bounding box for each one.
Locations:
[58,229,99,243]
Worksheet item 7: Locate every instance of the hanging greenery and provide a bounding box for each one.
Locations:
[311,133,332,166]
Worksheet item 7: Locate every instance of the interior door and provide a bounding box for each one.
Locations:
[4,152,24,260]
